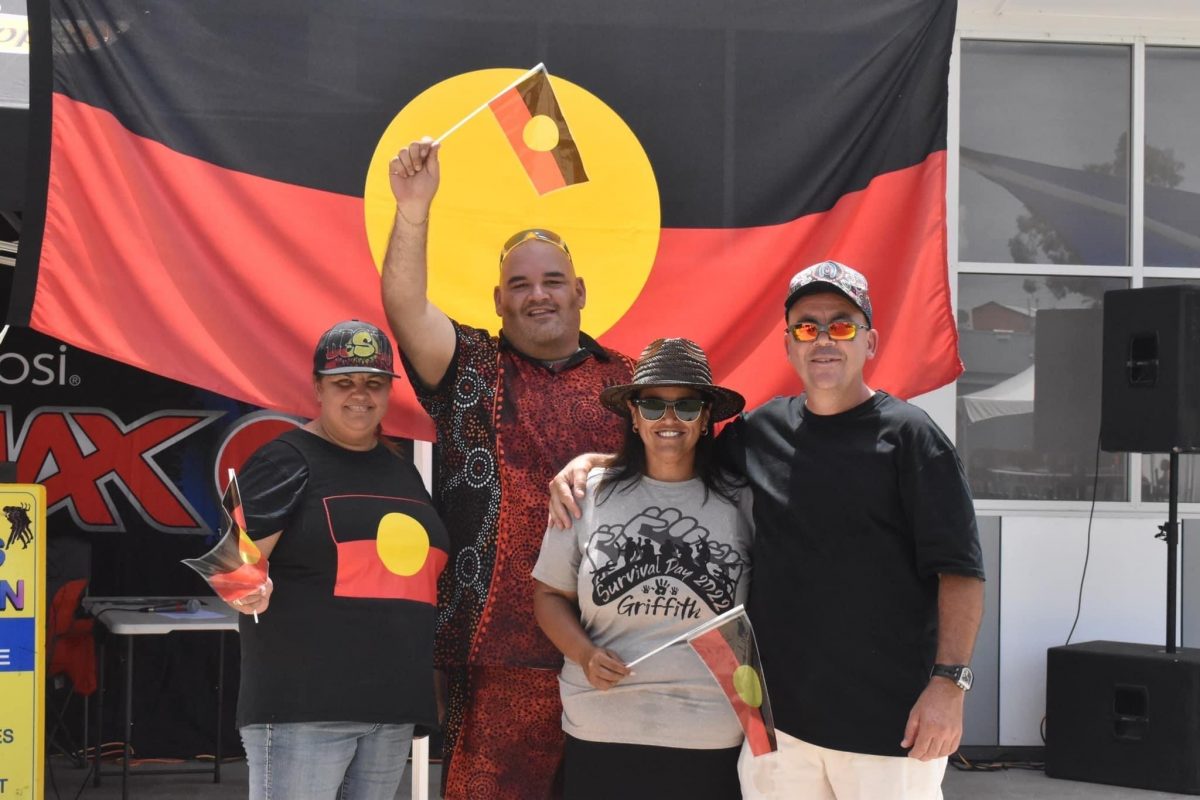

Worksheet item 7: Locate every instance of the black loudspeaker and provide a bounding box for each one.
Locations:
[1100,285,1200,453]
[1046,641,1200,795]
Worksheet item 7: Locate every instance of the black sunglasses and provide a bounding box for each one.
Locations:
[631,397,707,422]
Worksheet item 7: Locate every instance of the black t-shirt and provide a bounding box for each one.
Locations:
[234,428,450,728]
[718,391,984,756]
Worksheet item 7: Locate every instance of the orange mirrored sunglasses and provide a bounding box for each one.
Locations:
[787,320,869,342]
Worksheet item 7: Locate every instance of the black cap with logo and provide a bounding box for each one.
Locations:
[312,320,401,378]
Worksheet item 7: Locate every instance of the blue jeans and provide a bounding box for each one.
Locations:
[240,721,415,800]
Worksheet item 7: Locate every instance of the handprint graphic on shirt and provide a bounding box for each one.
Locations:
[585,505,746,614]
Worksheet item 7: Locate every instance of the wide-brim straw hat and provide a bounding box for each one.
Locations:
[600,338,745,422]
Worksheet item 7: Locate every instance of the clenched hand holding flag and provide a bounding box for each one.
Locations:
[183,470,269,621]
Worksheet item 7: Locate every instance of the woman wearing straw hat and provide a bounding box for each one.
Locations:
[533,338,753,799]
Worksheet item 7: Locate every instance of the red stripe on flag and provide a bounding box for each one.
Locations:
[602,152,958,403]
[33,98,955,443]
[690,626,774,756]
[488,87,567,194]
[36,95,434,440]
[333,540,448,603]
[207,561,269,603]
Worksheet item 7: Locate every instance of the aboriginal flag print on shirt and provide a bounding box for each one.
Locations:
[325,494,449,603]
[15,0,961,442]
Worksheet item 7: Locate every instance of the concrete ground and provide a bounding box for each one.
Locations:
[43,756,1199,799]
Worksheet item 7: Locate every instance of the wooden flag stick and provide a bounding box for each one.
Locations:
[625,604,746,668]
[433,63,546,145]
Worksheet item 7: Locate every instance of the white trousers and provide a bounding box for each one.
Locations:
[738,730,947,800]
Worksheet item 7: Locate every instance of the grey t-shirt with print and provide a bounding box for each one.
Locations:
[533,468,754,749]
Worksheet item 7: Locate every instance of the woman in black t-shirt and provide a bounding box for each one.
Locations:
[227,320,449,800]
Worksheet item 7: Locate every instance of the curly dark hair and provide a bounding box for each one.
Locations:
[597,394,745,507]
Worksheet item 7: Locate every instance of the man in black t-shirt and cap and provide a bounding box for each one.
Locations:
[550,261,985,800]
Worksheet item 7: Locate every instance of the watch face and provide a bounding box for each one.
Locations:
[933,664,973,691]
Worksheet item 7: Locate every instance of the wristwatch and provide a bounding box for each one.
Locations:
[930,663,973,692]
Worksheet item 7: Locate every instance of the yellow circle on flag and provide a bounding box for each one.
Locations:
[238,532,262,565]
[364,69,661,337]
[733,664,764,708]
[376,513,431,576]
[523,115,560,152]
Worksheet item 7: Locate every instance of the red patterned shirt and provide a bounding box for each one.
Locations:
[405,322,634,668]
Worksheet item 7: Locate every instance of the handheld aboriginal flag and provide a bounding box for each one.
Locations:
[625,604,777,756]
[687,606,778,756]
[182,470,269,621]
[486,64,587,194]
[14,1,961,441]
[436,63,587,195]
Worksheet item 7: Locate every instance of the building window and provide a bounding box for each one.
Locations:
[956,274,1128,501]
[959,41,1131,266]
[957,36,1200,506]
[1145,48,1200,268]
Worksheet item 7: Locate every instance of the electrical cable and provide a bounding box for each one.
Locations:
[951,752,1045,772]
[1065,434,1103,647]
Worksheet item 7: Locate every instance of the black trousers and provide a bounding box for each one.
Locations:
[563,734,742,800]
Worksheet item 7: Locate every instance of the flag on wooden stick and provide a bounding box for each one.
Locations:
[487,64,588,194]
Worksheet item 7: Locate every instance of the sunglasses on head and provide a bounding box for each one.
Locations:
[631,397,708,422]
[499,229,571,266]
[787,320,869,342]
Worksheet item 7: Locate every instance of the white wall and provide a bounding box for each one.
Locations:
[998,515,1173,745]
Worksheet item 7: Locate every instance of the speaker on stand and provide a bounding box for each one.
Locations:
[1045,285,1200,795]
[1100,284,1200,652]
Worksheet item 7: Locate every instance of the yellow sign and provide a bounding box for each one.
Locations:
[0,485,45,799]
[0,14,29,54]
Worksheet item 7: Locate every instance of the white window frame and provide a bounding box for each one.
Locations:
[949,7,1200,515]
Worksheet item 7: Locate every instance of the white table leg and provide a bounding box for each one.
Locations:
[411,735,429,800]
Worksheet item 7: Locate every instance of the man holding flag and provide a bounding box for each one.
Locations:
[551,262,985,800]
[382,138,633,799]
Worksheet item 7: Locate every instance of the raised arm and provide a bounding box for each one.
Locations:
[381,137,457,388]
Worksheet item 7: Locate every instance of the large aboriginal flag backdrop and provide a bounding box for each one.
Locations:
[13,0,961,441]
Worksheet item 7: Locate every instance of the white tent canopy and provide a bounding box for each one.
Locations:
[961,365,1034,424]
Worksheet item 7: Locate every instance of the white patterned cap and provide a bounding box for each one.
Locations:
[784,260,872,327]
